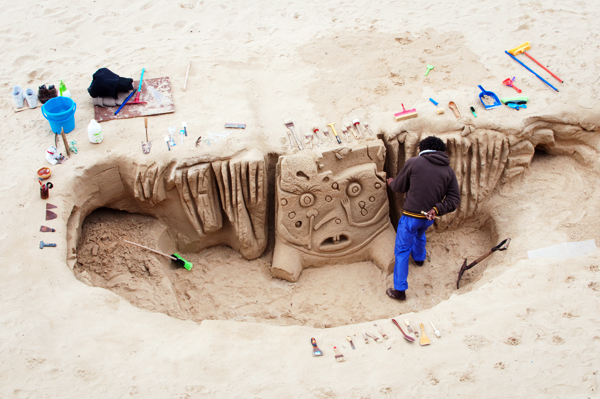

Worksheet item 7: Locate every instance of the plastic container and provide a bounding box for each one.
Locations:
[88,119,103,143]
[41,96,77,134]
[59,80,71,98]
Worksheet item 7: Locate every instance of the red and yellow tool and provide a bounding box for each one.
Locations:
[508,42,563,83]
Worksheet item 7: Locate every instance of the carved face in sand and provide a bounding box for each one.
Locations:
[277,162,389,255]
[271,141,396,282]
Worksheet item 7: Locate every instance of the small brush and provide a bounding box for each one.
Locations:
[430,321,441,338]
[405,319,418,336]
[365,332,381,343]
[352,118,365,137]
[182,121,188,136]
[333,347,345,362]
[304,129,314,149]
[164,136,171,151]
[374,323,388,340]
[312,126,324,144]
[341,127,351,142]
[362,332,369,344]
[394,104,418,121]
[346,335,355,350]
[347,124,360,140]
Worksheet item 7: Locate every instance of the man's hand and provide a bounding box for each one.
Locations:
[387,177,393,186]
[425,209,437,220]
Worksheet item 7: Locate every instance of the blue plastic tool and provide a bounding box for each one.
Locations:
[114,90,135,115]
[505,51,559,92]
[429,98,438,106]
[477,85,501,110]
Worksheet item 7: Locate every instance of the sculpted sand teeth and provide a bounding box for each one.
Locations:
[272,140,396,282]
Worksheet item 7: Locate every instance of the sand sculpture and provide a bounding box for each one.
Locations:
[271,140,397,282]
[70,117,597,292]
[383,119,598,230]
[67,149,268,269]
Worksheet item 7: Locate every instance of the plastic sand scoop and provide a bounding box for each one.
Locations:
[123,240,193,270]
[477,85,501,110]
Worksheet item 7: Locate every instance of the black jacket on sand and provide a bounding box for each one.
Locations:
[389,151,461,218]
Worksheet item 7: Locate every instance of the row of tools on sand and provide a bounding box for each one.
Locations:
[311,318,442,362]
[284,118,374,150]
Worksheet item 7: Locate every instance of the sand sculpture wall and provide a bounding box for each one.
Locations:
[271,141,396,282]
[67,149,268,269]
[383,119,599,231]
[68,118,598,282]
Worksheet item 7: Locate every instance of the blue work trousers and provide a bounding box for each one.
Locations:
[393,215,434,291]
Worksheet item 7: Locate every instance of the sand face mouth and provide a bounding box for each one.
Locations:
[319,234,351,251]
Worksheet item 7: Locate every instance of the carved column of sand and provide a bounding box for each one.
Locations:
[174,163,223,235]
[439,131,510,229]
[384,131,510,229]
[211,155,268,259]
[131,152,268,259]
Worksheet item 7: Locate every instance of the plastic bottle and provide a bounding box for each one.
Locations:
[59,80,72,98]
[88,119,103,143]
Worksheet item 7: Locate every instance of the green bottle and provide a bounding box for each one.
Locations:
[59,80,71,98]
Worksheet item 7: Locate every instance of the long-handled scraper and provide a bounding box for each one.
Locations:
[123,240,192,270]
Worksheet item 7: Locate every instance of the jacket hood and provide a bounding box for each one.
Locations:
[421,151,450,166]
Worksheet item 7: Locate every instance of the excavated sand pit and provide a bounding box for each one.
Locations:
[75,207,496,327]
[70,124,599,328]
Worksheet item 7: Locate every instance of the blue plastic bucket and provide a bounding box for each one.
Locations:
[41,96,77,134]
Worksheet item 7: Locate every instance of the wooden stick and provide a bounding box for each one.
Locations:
[61,128,70,157]
[123,239,175,260]
[144,117,148,142]
[183,61,191,91]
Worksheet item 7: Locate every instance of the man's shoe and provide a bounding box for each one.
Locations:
[414,260,424,266]
[386,288,406,301]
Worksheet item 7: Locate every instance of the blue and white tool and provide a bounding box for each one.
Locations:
[477,85,501,110]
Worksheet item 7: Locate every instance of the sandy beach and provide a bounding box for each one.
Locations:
[1,1,599,397]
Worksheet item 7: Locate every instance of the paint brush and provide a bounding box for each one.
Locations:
[333,347,345,362]
[346,335,355,350]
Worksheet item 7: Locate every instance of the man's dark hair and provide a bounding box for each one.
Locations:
[419,136,446,152]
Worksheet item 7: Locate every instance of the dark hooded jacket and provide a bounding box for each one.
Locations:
[389,151,460,218]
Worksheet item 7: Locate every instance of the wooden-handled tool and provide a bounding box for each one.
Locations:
[346,335,355,350]
[365,332,381,343]
[60,128,70,157]
[391,319,415,342]
[327,122,342,144]
[123,240,192,270]
[333,347,345,362]
[419,323,431,346]
[430,321,441,338]
[457,238,511,289]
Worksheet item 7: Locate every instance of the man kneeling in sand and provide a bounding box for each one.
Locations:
[386,136,461,300]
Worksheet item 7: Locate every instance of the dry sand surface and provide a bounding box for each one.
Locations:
[2,1,600,397]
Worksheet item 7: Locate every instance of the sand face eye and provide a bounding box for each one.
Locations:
[347,182,362,197]
[374,182,382,189]
[299,193,315,207]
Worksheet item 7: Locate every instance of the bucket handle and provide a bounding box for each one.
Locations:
[41,101,77,121]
